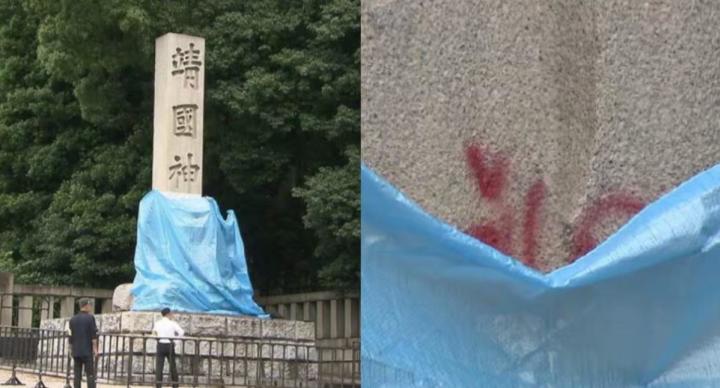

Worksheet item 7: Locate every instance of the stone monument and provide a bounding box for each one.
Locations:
[40,33,315,385]
[152,33,204,196]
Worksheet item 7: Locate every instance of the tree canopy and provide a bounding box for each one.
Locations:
[0,0,359,293]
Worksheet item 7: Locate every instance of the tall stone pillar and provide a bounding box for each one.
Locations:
[152,33,205,195]
[0,273,13,326]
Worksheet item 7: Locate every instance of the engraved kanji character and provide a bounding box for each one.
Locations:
[168,153,200,188]
[171,42,202,89]
[172,104,198,137]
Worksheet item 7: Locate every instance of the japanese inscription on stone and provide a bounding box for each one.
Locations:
[172,104,198,137]
[152,33,205,195]
[171,43,202,89]
[168,153,200,188]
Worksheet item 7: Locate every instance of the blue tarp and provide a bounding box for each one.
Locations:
[131,190,267,318]
[362,163,720,387]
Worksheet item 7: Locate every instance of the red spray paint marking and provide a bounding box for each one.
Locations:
[465,144,510,201]
[464,142,644,268]
[466,211,515,256]
[570,192,645,261]
[521,180,546,266]
[464,143,546,268]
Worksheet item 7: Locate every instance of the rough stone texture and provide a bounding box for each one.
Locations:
[121,311,159,333]
[228,316,261,337]
[152,33,205,195]
[91,355,314,383]
[189,314,226,337]
[362,0,720,271]
[112,283,134,312]
[40,317,66,331]
[39,313,318,385]
[261,319,295,340]
[42,312,314,342]
[295,321,315,341]
[96,312,121,332]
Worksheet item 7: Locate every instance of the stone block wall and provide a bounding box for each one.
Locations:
[38,312,317,386]
[40,311,314,342]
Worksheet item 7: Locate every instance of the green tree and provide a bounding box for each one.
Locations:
[294,146,359,289]
[0,0,359,291]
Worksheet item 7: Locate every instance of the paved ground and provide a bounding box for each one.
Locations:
[0,369,135,387]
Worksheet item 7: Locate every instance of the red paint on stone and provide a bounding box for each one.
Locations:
[465,144,510,201]
[570,192,646,261]
[466,211,515,256]
[521,180,547,267]
[464,142,644,269]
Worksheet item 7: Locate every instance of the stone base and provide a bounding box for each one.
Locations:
[39,311,317,386]
[111,283,133,312]
[41,311,314,340]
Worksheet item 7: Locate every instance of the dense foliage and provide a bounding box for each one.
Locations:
[0,0,359,292]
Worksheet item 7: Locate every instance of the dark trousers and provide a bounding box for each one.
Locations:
[73,356,96,388]
[156,342,179,388]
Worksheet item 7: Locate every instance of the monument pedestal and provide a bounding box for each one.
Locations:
[39,312,316,386]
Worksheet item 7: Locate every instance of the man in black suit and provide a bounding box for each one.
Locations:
[69,298,98,388]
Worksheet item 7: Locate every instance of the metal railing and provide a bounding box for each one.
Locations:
[0,326,360,387]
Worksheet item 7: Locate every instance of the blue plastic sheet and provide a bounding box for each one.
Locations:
[131,191,267,318]
[362,163,720,387]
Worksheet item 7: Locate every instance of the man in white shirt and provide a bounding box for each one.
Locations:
[152,308,184,388]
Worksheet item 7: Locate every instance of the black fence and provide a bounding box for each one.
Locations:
[0,326,360,387]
